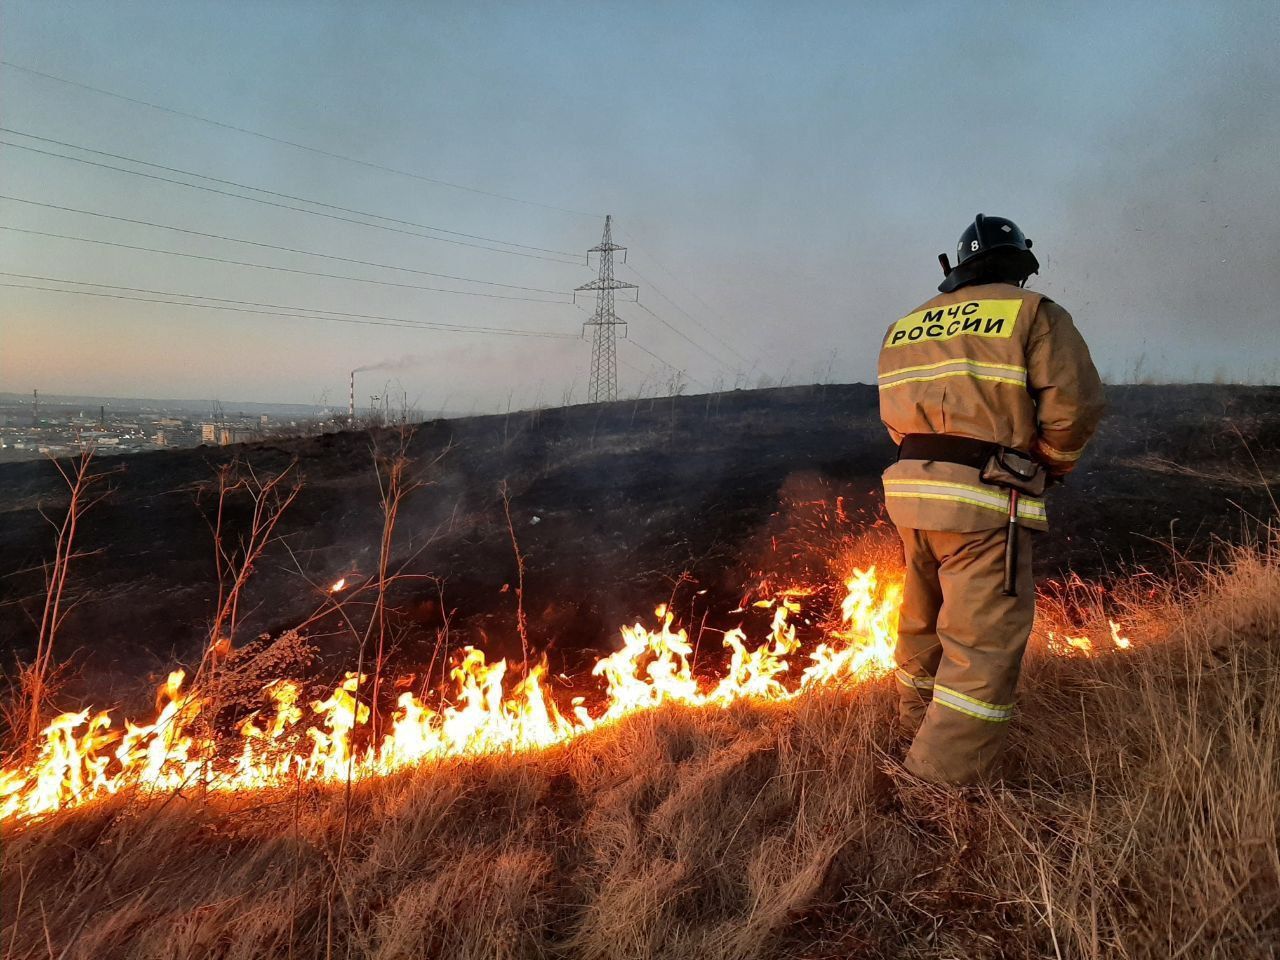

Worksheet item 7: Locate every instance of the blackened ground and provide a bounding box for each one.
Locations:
[1,383,1276,706]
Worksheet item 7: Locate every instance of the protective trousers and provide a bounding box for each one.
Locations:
[894,525,1035,784]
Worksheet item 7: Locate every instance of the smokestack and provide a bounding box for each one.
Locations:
[349,370,355,425]
[32,389,38,427]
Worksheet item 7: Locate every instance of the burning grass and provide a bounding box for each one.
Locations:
[3,533,1278,958]
[0,567,906,822]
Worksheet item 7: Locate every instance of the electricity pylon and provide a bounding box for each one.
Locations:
[575,215,637,403]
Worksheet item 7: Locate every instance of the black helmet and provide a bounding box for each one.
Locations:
[956,213,1034,266]
[939,213,1040,293]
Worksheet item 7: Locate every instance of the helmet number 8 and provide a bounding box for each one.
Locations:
[971,240,980,251]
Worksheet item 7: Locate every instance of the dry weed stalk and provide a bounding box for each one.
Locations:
[17,447,112,753]
[500,480,531,673]
[326,427,445,951]
[363,428,426,745]
[198,458,302,676]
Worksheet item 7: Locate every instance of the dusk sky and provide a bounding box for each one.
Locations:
[2,1,1277,412]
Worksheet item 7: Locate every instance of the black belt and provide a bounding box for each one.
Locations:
[897,433,1002,469]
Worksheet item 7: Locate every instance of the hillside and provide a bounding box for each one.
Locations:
[1,382,1279,958]
[1,383,1277,703]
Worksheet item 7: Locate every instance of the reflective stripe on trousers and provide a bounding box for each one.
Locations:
[895,668,934,690]
[931,684,1014,722]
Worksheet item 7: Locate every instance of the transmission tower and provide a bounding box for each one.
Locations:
[575,215,637,403]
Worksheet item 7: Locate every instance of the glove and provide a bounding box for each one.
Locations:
[1031,436,1076,481]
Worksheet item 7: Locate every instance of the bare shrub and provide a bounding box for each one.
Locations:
[199,458,302,671]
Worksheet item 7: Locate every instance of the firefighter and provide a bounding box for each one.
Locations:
[878,214,1105,785]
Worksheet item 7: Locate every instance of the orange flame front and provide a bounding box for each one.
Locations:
[0,567,1130,823]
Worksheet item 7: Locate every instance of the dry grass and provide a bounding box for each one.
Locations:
[2,540,1279,959]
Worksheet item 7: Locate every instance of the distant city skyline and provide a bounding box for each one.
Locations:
[3,1,1277,408]
[0,389,326,415]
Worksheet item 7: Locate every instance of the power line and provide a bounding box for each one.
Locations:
[1,279,562,337]
[0,271,572,333]
[0,60,597,218]
[624,259,748,364]
[0,139,581,265]
[572,299,706,389]
[573,296,730,380]
[615,354,647,377]
[631,300,736,373]
[623,339,708,390]
[0,226,571,303]
[2,127,580,258]
[0,195,566,295]
[0,273,580,339]
[619,226,747,349]
[625,338,677,371]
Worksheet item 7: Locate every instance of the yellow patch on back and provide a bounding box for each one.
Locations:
[885,299,1021,348]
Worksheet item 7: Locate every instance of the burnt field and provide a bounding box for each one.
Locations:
[3,382,1280,960]
[1,381,1278,702]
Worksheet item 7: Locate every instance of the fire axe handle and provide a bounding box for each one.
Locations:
[1003,490,1020,597]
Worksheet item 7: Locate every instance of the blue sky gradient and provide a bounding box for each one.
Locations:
[2,1,1277,408]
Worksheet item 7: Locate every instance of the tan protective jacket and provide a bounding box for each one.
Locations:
[877,282,1105,532]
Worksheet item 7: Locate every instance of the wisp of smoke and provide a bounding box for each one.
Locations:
[352,356,428,374]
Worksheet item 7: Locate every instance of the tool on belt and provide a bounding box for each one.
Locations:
[897,434,1048,596]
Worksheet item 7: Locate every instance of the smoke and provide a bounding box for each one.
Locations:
[352,357,429,375]
[1046,32,1280,383]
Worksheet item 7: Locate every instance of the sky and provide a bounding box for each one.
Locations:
[1,0,1277,412]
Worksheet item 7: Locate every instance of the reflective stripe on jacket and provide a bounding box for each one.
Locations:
[877,282,1105,533]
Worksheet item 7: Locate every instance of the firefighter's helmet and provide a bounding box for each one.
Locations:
[955,213,1034,266]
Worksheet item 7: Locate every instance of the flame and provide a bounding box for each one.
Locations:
[1110,620,1131,649]
[0,567,1131,823]
[1047,619,1130,657]
[329,577,347,593]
